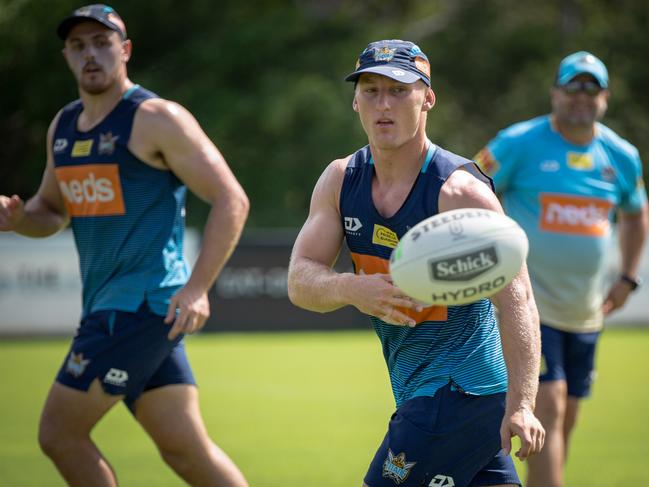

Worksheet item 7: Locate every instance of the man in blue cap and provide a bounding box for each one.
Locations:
[0,4,250,486]
[475,51,648,487]
[288,39,545,487]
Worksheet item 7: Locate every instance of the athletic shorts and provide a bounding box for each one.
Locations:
[539,324,600,398]
[364,383,520,487]
[56,301,196,412]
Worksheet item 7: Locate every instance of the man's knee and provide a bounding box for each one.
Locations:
[156,437,199,475]
[38,413,79,459]
[536,382,568,425]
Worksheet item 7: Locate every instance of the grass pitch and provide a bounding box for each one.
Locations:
[0,328,648,486]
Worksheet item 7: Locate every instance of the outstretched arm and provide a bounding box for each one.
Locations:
[288,159,420,326]
[440,167,545,460]
[0,113,69,237]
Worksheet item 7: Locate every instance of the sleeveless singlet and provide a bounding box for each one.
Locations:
[52,85,188,317]
[340,143,508,406]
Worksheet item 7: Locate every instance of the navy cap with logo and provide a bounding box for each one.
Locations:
[345,39,431,87]
[57,4,127,40]
[555,51,608,88]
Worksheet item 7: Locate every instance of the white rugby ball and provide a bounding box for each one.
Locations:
[389,208,528,306]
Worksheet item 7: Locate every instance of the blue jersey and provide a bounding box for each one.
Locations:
[340,143,508,406]
[52,85,189,317]
[476,115,647,332]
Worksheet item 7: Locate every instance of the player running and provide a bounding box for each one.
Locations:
[0,4,249,486]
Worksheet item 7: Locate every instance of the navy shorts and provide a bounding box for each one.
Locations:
[364,383,520,487]
[539,324,600,398]
[56,302,196,412]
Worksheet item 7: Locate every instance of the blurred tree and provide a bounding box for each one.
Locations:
[1,0,647,229]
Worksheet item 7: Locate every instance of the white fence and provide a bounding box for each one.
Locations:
[0,230,647,335]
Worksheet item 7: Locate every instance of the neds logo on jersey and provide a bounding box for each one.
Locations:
[540,194,612,236]
[55,164,125,216]
[430,247,498,281]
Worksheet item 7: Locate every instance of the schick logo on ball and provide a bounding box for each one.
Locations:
[430,246,498,281]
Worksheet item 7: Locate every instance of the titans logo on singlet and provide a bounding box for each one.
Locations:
[52,85,189,317]
[475,115,647,332]
[339,143,508,406]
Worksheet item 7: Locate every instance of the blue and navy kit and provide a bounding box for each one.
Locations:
[476,115,647,332]
[52,85,188,317]
[340,142,508,407]
[52,86,195,405]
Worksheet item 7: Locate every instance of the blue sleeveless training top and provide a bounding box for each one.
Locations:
[339,143,508,406]
[52,85,188,317]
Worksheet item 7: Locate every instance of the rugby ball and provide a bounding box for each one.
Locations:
[389,208,528,306]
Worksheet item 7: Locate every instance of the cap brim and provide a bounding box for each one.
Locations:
[57,16,122,40]
[345,66,423,84]
[557,64,608,88]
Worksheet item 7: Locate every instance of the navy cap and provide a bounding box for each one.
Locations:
[345,39,431,87]
[57,4,126,40]
[556,51,608,88]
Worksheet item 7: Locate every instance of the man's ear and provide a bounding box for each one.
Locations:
[352,96,359,112]
[122,39,132,62]
[423,88,436,111]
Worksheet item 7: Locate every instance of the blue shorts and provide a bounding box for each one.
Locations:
[539,324,600,398]
[56,302,196,413]
[364,383,520,487]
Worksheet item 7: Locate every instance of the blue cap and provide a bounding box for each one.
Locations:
[556,51,608,88]
[345,40,431,87]
[58,4,126,40]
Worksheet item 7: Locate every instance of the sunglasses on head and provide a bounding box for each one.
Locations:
[560,80,603,96]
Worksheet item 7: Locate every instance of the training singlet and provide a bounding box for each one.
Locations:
[476,115,647,332]
[340,143,508,407]
[52,85,189,317]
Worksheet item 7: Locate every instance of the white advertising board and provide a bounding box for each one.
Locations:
[0,229,646,335]
[0,230,199,335]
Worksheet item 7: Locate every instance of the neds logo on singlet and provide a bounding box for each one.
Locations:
[540,194,612,236]
[55,164,125,217]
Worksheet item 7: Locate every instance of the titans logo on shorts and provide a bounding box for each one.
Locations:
[56,302,195,412]
[364,384,520,487]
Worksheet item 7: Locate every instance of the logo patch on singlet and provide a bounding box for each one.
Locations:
[372,224,399,249]
[53,138,68,153]
[55,164,125,217]
[539,193,612,236]
[71,139,94,157]
[98,132,119,155]
[344,216,363,234]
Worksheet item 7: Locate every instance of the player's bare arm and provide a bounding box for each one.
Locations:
[440,167,545,459]
[603,204,649,314]
[0,112,69,236]
[131,99,249,338]
[288,158,421,326]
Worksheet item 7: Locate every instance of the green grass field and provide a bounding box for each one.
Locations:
[1,328,648,486]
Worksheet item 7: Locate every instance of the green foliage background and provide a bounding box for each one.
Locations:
[2,0,648,227]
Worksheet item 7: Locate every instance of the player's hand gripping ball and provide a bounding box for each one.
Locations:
[389,208,528,305]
